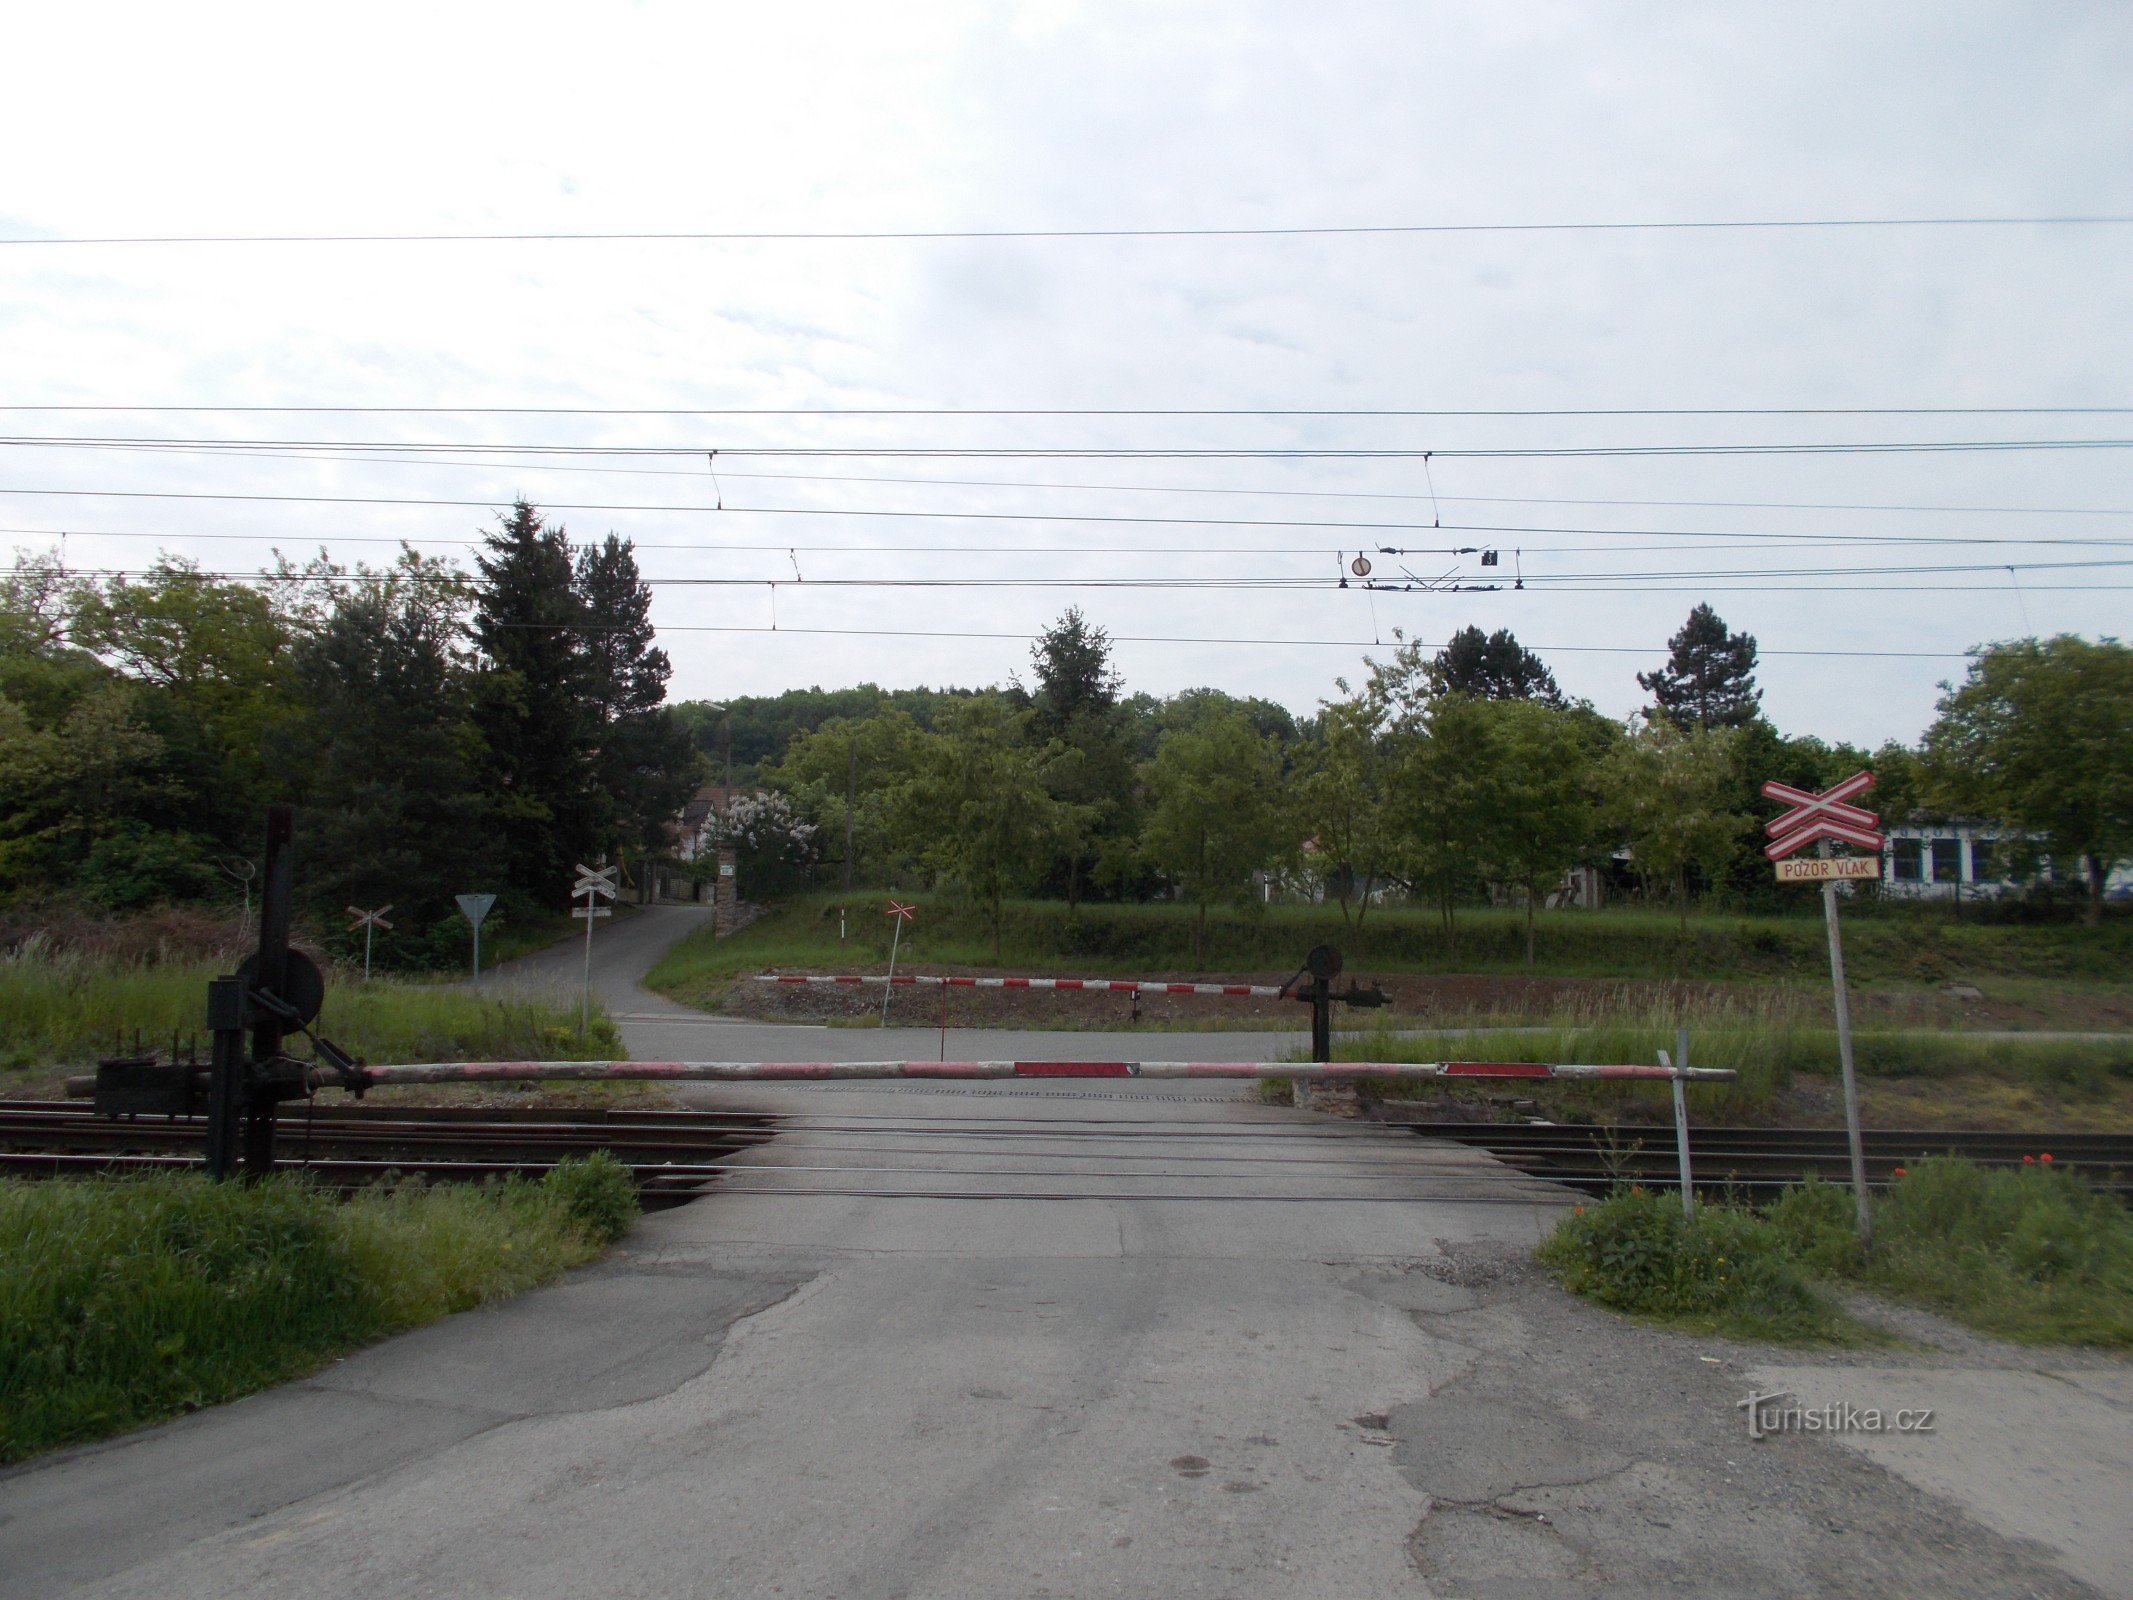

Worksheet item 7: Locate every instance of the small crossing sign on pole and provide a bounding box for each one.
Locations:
[573,864,621,1038]
[881,900,916,1027]
[455,893,497,979]
[1763,771,1881,1241]
[345,904,394,982]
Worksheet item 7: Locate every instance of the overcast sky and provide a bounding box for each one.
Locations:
[2,2,2129,748]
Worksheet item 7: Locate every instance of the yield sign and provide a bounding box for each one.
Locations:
[1762,771,1884,860]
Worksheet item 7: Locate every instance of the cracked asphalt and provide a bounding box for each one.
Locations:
[4,906,2126,1597]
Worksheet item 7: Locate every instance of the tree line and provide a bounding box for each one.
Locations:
[6,494,2126,968]
[711,606,2133,948]
[0,501,696,965]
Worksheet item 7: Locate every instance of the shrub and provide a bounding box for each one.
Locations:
[0,1169,626,1464]
[542,1151,639,1242]
[1868,1156,2133,1345]
[1537,1185,1838,1340]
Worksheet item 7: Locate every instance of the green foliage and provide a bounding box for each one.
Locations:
[1139,709,1295,959]
[653,888,2133,999]
[0,945,622,1072]
[1427,624,1566,706]
[1544,1159,2133,1347]
[1638,603,1763,730]
[542,1151,640,1242]
[1869,1156,2133,1345]
[901,696,1077,954]
[1296,684,1394,927]
[1473,698,1606,964]
[675,683,981,781]
[1923,635,2133,923]
[1538,1185,1842,1341]
[1601,718,1752,936]
[0,1170,621,1463]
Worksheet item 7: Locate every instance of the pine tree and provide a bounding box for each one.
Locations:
[1027,608,1131,906]
[575,532,700,856]
[1427,626,1565,706]
[1638,604,1762,729]
[472,501,599,901]
[1028,607,1122,735]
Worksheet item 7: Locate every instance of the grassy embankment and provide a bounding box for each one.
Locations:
[1,943,626,1098]
[653,890,2133,993]
[1322,1012,2133,1127]
[1541,1157,2133,1347]
[0,1155,639,1464]
[650,892,2131,1126]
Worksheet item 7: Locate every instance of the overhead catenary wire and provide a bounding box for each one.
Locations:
[5,211,2130,246]
[5,430,2132,459]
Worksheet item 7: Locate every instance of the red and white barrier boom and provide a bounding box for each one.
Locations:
[757,973,1288,998]
[348,1058,1735,1088]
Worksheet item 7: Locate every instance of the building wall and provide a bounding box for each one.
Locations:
[1878,821,2132,900]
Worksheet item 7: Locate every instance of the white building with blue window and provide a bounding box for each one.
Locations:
[1878,819,2132,901]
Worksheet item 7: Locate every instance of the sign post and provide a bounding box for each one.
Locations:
[455,893,497,979]
[1763,772,1882,1243]
[345,904,394,982]
[881,900,915,1027]
[573,864,620,1038]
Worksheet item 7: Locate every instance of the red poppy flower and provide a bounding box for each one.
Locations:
[2041,1152,2053,1163]
[1893,1166,1907,1178]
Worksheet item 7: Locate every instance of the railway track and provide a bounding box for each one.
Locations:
[0,1101,780,1209]
[1374,1112,2133,1197]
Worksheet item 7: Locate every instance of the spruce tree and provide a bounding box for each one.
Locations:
[472,501,599,901]
[575,532,699,856]
[1638,604,1762,729]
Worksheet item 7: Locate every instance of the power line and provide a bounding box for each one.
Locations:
[10,437,2127,521]
[7,432,2132,459]
[4,485,2129,552]
[2,402,2130,418]
[5,214,2130,247]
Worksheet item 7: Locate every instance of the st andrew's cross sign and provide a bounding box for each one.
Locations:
[1761,771,1883,861]
[1762,768,1880,1241]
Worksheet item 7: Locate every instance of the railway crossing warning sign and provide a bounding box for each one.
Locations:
[1775,856,1882,883]
[1762,771,1884,863]
[1762,769,1880,1240]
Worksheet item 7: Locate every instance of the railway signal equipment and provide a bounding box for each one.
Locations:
[455,892,497,978]
[881,900,915,1025]
[574,864,621,1038]
[91,807,369,1177]
[1763,770,1881,1242]
[345,904,393,981]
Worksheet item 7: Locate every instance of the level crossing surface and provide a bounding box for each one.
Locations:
[7,908,2100,1599]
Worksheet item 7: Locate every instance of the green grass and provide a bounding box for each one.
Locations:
[1322,1017,2133,1124]
[0,1155,638,1463]
[649,890,2133,1000]
[0,945,624,1076]
[1540,1161,2133,1346]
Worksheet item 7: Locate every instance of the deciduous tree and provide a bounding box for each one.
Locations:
[1921,635,2133,923]
[1140,710,1294,961]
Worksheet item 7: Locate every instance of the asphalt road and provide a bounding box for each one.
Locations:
[5,906,2125,1597]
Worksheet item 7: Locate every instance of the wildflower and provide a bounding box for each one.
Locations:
[2041,1152,2054,1163]
[2024,1155,2036,1164]
[1893,1166,1907,1178]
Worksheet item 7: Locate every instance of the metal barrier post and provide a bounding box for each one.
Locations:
[1669,1027,1695,1217]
